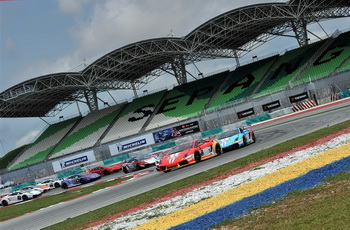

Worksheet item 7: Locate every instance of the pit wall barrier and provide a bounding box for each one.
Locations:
[103,154,129,165]
[339,89,350,99]
[57,168,83,179]
[245,114,272,126]
[151,141,176,152]
[201,127,223,138]
[11,180,36,191]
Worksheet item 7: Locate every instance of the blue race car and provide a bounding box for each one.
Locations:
[216,127,256,152]
[61,172,101,189]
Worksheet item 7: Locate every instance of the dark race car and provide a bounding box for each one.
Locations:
[216,127,255,152]
[61,172,101,189]
[158,138,222,172]
[122,154,157,173]
[87,164,122,176]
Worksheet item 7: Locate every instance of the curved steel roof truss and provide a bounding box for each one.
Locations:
[1,0,349,117]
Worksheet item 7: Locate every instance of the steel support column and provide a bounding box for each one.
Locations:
[291,18,308,47]
[84,88,99,112]
[171,56,187,85]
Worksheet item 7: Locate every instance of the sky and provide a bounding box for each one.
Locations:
[0,0,349,157]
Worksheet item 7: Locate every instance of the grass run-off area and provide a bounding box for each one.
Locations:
[0,176,130,222]
[213,171,350,230]
[38,119,350,230]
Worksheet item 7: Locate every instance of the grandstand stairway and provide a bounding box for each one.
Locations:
[291,35,336,86]
[207,56,278,110]
[293,30,350,86]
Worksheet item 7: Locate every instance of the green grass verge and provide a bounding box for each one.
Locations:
[213,171,350,230]
[0,176,130,221]
[41,119,350,230]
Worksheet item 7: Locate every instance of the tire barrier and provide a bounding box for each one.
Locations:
[291,100,316,112]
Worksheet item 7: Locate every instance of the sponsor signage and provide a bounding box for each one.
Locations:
[237,108,254,119]
[109,134,155,156]
[289,92,308,103]
[153,121,200,143]
[52,150,96,172]
[262,100,281,111]
[119,139,147,152]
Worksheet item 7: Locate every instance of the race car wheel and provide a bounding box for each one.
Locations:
[104,170,110,175]
[123,167,129,174]
[194,152,202,163]
[62,183,68,189]
[136,164,141,170]
[2,200,8,206]
[54,182,61,188]
[80,178,87,184]
[22,195,28,201]
[215,144,222,155]
[252,133,256,143]
[243,136,247,146]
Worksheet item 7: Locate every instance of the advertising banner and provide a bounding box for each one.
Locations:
[52,150,96,172]
[289,92,308,103]
[109,134,155,156]
[153,121,200,143]
[237,108,254,119]
[262,100,281,111]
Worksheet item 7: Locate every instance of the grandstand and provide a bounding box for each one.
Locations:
[1,0,349,180]
[101,90,167,143]
[254,40,326,98]
[294,30,350,85]
[9,117,81,170]
[145,71,229,131]
[49,104,124,159]
[207,56,278,111]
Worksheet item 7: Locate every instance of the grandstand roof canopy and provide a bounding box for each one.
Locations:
[1,0,350,117]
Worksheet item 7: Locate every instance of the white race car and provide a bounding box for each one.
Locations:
[37,178,62,189]
[0,191,36,206]
[18,187,42,197]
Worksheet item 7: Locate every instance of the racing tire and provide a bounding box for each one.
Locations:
[252,133,256,143]
[103,170,110,175]
[243,136,247,147]
[61,183,68,189]
[123,167,129,174]
[215,144,222,156]
[22,195,28,201]
[194,152,202,163]
[80,178,87,184]
[136,164,141,170]
[2,200,8,206]
[54,182,61,188]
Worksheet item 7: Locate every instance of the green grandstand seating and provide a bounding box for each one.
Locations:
[9,117,81,170]
[101,90,167,143]
[146,71,229,130]
[295,31,350,85]
[207,56,278,111]
[50,105,123,158]
[160,71,228,117]
[337,58,350,73]
[255,40,325,98]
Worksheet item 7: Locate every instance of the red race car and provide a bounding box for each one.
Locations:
[157,138,222,172]
[87,164,122,176]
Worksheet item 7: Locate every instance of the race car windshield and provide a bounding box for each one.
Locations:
[218,130,239,139]
[169,143,192,154]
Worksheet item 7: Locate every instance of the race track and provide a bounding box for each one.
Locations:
[1,101,350,230]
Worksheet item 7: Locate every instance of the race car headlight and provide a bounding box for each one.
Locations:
[219,138,230,146]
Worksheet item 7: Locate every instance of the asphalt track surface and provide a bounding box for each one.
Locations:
[1,100,350,230]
